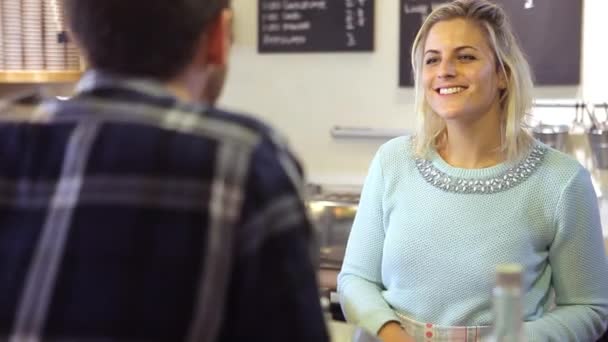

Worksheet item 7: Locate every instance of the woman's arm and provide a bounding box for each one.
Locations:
[338,147,402,336]
[378,322,415,342]
[524,167,608,341]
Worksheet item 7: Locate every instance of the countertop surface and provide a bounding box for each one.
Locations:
[327,320,380,342]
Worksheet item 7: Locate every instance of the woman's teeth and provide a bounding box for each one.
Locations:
[439,87,465,95]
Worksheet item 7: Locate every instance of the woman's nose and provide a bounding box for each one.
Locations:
[437,60,456,79]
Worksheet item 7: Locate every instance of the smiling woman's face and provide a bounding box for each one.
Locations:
[423,18,506,124]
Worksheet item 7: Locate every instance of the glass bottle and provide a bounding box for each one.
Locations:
[491,263,526,342]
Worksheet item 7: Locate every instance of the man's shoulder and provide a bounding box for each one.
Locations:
[205,107,291,156]
[205,107,271,136]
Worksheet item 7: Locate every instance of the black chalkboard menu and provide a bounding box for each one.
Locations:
[398,0,582,86]
[258,0,374,53]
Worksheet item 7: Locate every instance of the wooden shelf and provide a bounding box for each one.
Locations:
[0,70,83,83]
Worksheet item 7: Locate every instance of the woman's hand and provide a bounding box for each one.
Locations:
[377,321,414,342]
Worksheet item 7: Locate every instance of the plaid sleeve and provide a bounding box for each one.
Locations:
[217,133,329,342]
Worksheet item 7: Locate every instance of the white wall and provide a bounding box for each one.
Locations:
[581,0,608,102]
[221,0,606,185]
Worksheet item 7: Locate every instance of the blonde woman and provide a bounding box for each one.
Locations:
[338,0,608,341]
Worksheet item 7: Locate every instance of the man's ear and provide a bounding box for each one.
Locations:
[204,9,232,66]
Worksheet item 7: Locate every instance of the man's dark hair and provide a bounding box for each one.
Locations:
[64,0,229,81]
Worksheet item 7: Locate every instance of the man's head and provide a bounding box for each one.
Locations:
[64,0,231,104]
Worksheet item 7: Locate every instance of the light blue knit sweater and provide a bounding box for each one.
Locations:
[338,136,608,341]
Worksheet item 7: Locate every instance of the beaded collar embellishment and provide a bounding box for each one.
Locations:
[415,145,547,194]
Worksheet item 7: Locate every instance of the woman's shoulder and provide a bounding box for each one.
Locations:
[370,135,419,181]
[377,135,416,160]
[536,142,590,185]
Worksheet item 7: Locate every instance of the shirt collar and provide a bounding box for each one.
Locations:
[75,70,176,99]
[74,69,211,114]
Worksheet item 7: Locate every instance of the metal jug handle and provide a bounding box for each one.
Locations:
[585,102,601,130]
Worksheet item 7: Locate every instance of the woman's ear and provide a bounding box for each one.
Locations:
[497,63,508,90]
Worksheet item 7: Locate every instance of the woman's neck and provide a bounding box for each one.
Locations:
[438,117,504,169]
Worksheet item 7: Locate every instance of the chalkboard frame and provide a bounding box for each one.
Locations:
[258,0,375,53]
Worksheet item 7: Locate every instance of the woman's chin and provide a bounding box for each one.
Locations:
[434,109,468,121]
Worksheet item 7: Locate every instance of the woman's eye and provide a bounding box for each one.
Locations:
[425,57,439,65]
[459,55,476,61]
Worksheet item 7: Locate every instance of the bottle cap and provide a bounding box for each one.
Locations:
[496,263,523,287]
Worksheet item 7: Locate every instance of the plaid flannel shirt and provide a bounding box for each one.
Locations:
[0,71,329,342]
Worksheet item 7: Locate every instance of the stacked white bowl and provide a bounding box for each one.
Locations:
[0,2,5,70]
[23,0,44,70]
[2,0,24,70]
[43,0,67,70]
[66,42,80,70]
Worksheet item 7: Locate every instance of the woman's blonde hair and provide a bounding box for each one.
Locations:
[411,0,534,161]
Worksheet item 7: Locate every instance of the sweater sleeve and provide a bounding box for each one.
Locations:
[337,147,400,335]
[524,167,608,341]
